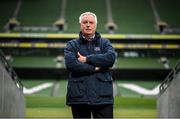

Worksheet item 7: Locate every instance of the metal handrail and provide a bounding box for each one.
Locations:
[159,60,180,95]
[0,49,23,92]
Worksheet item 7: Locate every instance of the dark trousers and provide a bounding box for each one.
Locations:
[71,104,113,119]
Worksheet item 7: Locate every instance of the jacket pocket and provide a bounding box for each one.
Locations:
[96,72,113,97]
[67,77,85,98]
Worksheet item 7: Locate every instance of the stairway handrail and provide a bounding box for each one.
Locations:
[159,60,180,95]
[0,49,23,92]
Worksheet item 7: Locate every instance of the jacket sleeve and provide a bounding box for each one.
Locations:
[86,39,116,68]
[64,41,95,73]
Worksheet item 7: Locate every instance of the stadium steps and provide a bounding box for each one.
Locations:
[155,0,180,28]
[12,0,62,32]
[1,0,180,34]
[111,0,157,34]
[17,0,61,25]
[154,0,180,34]
[0,0,17,32]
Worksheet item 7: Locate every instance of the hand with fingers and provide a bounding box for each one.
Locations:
[77,52,87,63]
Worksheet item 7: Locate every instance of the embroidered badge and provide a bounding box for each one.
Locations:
[94,47,101,51]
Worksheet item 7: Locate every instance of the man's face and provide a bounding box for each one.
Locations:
[80,15,96,36]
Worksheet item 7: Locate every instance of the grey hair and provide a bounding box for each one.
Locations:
[79,12,97,24]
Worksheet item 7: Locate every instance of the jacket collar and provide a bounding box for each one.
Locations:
[79,31,101,43]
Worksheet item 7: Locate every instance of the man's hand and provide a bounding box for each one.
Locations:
[77,52,87,63]
[95,67,100,71]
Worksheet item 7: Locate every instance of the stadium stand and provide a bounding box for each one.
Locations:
[14,0,62,32]
[19,0,61,25]
[149,0,167,33]
[111,0,156,34]
[1,0,180,34]
[54,0,67,31]
[0,0,18,32]
[5,0,21,32]
[155,0,180,33]
[0,49,25,118]
[158,60,180,118]
[105,0,117,33]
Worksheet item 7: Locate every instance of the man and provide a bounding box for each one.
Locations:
[64,12,116,118]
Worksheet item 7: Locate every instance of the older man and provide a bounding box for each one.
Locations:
[64,12,116,118]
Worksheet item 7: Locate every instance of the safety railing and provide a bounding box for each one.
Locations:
[159,59,180,95]
[0,49,23,92]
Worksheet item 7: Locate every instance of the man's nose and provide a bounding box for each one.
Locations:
[87,22,90,26]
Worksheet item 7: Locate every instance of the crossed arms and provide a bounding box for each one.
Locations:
[64,39,116,73]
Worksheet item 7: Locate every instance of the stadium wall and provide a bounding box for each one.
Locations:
[14,68,169,80]
[157,70,180,118]
[0,56,25,118]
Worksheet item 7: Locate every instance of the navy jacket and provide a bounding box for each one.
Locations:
[64,32,116,105]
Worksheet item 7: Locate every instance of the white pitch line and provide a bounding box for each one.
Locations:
[113,82,118,97]
[23,82,53,94]
[52,81,60,96]
[118,83,160,95]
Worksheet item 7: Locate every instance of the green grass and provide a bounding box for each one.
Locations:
[115,108,156,118]
[26,96,66,108]
[115,57,164,69]
[26,108,72,118]
[22,79,160,97]
[26,96,157,118]
[10,56,57,68]
[22,79,54,96]
[22,79,53,88]
[23,79,159,117]
[116,80,160,89]
[26,108,156,118]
